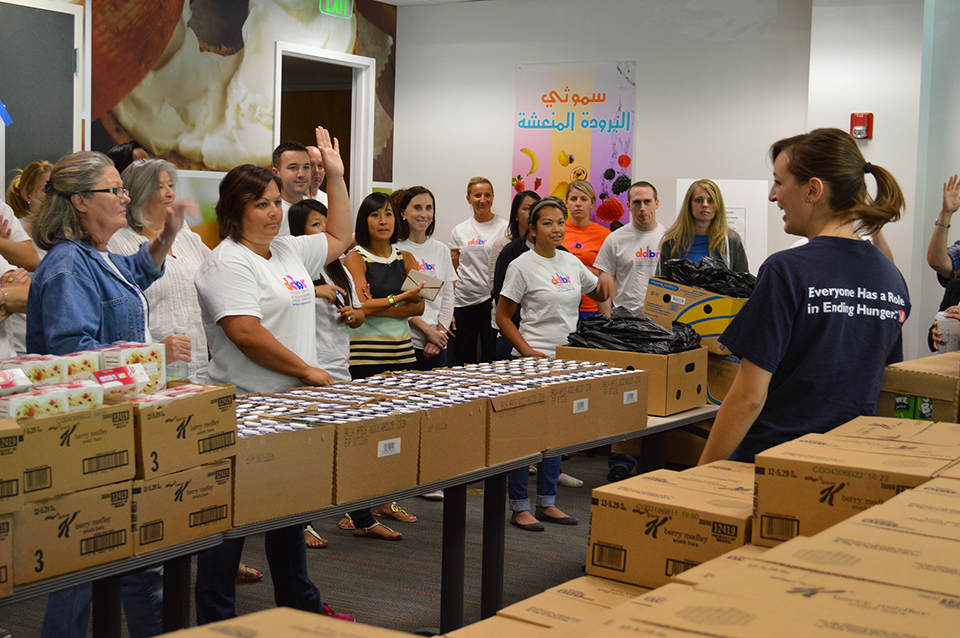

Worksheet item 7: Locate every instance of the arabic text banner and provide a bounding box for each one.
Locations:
[513,61,636,227]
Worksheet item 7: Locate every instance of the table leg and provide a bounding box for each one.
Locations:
[480,472,506,619]
[637,431,666,474]
[163,554,192,631]
[440,482,467,633]
[91,574,122,638]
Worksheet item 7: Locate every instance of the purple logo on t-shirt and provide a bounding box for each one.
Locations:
[418,259,436,271]
[283,275,308,291]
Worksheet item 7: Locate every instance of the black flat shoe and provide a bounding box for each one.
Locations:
[535,510,579,525]
[510,516,545,532]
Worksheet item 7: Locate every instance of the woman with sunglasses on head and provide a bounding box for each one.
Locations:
[496,197,610,531]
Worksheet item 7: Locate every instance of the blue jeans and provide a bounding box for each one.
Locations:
[195,525,321,625]
[507,456,561,512]
[42,567,163,638]
[608,453,637,473]
[415,347,448,370]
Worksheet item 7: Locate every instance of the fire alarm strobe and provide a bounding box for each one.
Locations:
[851,113,873,139]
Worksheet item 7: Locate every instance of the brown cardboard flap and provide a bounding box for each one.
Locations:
[881,353,960,401]
[489,387,545,411]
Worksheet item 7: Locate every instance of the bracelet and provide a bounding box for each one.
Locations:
[157,235,171,246]
[388,295,397,307]
[937,221,951,229]
[0,289,8,316]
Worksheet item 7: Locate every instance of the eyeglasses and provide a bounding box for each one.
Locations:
[87,187,129,198]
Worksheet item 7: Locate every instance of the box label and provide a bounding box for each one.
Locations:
[623,390,638,405]
[573,398,589,414]
[377,437,401,458]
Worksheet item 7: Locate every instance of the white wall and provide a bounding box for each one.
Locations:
[807,0,926,359]
[393,0,812,255]
[916,0,960,358]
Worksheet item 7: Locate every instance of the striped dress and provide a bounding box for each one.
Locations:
[348,245,417,369]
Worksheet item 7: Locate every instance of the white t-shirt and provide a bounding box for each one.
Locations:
[2,202,37,355]
[395,237,458,350]
[315,264,362,382]
[108,225,212,382]
[276,199,295,237]
[450,215,508,307]
[0,254,17,360]
[500,249,598,359]
[195,234,329,394]
[594,223,666,315]
[313,191,329,206]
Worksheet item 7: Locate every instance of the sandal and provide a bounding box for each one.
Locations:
[353,521,402,541]
[305,524,329,549]
[558,473,584,488]
[338,514,355,530]
[373,502,417,523]
[236,562,262,584]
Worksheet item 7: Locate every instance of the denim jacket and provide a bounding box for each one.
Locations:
[27,239,164,355]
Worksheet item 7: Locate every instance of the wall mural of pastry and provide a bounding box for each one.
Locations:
[89,0,396,180]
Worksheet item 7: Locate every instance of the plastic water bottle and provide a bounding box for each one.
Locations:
[936,311,960,353]
[166,325,190,382]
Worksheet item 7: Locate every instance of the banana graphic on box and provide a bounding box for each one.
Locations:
[520,148,538,175]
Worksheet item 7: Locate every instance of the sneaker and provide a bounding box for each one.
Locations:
[607,465,629,483]
[321,603,355,622]
[558,473,583,488]
[421,490,444,501]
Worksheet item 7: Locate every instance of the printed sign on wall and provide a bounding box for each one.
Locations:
[513,61,636,227]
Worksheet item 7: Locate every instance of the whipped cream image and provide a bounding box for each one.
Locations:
[113,0,357,170]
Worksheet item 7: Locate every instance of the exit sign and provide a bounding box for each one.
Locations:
[320,0,353,18]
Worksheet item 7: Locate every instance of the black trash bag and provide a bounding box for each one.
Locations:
[566,307,701,354]
[661,256,756,298]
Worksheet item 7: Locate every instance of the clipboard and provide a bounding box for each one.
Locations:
[401,269,443,301]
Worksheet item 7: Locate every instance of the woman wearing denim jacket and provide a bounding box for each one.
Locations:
[26,151,187,638]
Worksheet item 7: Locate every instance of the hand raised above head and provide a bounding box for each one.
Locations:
[314,126,344,179]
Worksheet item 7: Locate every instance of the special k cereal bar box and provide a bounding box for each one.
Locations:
[0,355,65,385]
[0,368,31,396]
[61,351,103,378]
[0,388,69,420]
[95,365,151,401]
[40,381,104,413]
[99,344,165,393]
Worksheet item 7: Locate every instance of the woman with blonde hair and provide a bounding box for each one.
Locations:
[6,160,54,220]
[699,128,909,464]
[657,179,748,273]
[564,179,610,316]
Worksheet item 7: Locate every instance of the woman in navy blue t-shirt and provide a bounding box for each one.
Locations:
[699,128,910,464]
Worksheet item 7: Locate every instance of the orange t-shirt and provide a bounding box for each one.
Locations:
[564,221,610,312]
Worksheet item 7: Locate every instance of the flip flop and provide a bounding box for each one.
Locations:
[338,514,355,530]
[305,524,329,549]
[373,502,417,523]
[236,562,262,584]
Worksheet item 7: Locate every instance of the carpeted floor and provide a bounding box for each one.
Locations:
[0,452,612,637]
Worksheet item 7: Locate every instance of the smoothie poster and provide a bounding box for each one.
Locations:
[513,61,636,227]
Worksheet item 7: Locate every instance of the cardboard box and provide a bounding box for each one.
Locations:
[641,461,754,498]
[0,419,23,515]
[830,415,960,446]
[689,558,960,638]
[543,370,648,447]
[878,352,960,421]
[445,615,552,638]
[0,514,11,598]
[164,607,423,638]
[555,346,706,416]
[419,399,486,484]
[14,481,133,585]
[759,527,960,598]
[752,433,960,547]
[132,459,232,554]
[132,384,237,479]
[706,352,740,405]
[18,402,135,500]
[497,576,648,629]
[233,424,334,526]
[486,386,549,466]
[670,543,767,586]
[334,411,420,504]
[838,476,960,543]
[642,277,748,356]
[587,474,752,588]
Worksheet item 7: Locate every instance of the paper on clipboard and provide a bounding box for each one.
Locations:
[401,270,443,301]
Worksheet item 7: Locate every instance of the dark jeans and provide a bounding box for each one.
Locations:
[608,453,637,473]
[415,347,448,370]
[495,334,516,361]
[452,300,495,364]
[195,525,321,624]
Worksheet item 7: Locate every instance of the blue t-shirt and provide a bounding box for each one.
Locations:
[720,236,909,462]
[685,235,711,264]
